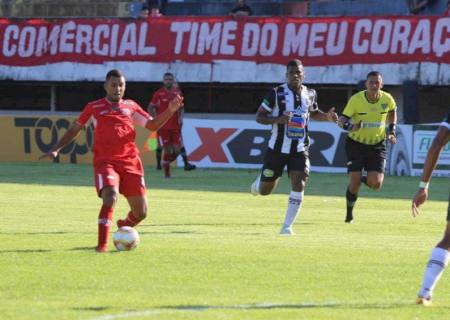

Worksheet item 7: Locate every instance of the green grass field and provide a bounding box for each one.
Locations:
[0,162,449,320]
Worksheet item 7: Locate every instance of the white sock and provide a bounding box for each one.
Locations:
[251,174,261,195]
[283,191,304,227]
[418,247,450,299]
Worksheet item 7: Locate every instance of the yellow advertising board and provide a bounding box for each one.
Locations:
[0,115,156,164]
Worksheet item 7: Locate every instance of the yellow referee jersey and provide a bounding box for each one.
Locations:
[342,90,396,145]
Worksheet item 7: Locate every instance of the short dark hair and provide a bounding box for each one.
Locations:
[106,69,124,81]
[366,71,382,79]
[286,59,303,69]
[163,72,174,78]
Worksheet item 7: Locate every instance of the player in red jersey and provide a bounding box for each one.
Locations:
[148,72,195,178]
[40,69,183,252]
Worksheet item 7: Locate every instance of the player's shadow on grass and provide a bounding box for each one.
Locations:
[0,248,53,253]
[159,301,442,311]
[0,231,73,235]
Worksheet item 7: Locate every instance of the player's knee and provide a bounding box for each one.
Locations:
[367,179,382,190]
[102,188,118,206]
[438,235,450,250]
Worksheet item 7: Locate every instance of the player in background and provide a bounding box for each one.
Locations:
[148,73,196,178]
[250,59,338,235]
[338,71,397,223]
[412,113,450,306]
[40,69,183,252]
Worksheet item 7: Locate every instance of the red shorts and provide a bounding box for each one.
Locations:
[158,128,182,147]
[93,158,146,197]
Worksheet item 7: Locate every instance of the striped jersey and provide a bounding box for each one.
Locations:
[260,83,318,154]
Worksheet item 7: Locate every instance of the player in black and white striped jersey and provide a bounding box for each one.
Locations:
[251,59,338,235]
[412,112,450,306]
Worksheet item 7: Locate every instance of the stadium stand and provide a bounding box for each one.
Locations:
[0,0,448,18]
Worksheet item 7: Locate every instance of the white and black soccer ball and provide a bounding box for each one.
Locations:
[113,227,140,251]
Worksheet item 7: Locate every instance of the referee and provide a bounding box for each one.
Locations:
[338,71,397,223]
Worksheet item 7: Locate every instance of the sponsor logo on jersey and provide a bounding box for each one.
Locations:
[362,122,384,128]
[381,103,388,110]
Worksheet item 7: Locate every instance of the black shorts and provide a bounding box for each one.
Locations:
[260,148,310,182]
[345,137,386,173]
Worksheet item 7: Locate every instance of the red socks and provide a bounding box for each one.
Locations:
[97,205,114,250]
[117,211,142,228]
[162,153,178,178]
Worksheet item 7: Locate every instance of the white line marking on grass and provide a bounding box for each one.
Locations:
[89,301,340,319]
[90,310,162,320]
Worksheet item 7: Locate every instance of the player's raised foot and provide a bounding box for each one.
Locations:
[184,163,196,171]
[95,245,108,253]
[280,225,295,235]
[416,296,432,306]
[117,218,126,228]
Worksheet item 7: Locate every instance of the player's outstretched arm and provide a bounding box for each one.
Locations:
[412,126,450,217]
[310,107,338,122]
[39,121,84,160]
[256,106,289,125]
[145,95,183,131]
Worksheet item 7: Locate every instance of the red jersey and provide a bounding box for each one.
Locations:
[150,87,182,130]
[77,98,151,165]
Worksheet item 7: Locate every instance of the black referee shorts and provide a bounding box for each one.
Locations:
[260,148,310,182]
[345,137,386,173]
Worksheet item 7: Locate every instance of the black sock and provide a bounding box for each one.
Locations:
[156,147,162,167]
[180,147,188,166]
[346,188,357,221]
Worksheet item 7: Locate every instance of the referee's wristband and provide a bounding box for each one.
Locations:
[388,123,396,136]
[419,181,429,189]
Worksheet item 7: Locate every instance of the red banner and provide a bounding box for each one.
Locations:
[0,16,448,67]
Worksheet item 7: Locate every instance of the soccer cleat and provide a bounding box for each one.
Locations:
[156,164,162,170]
[95,245,108,253]
[345,214,354,224]
[416,296,432,306]
[280,225,295,235]
[184,163,196,171]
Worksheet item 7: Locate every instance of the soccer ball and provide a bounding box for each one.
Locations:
[113,226,140,251]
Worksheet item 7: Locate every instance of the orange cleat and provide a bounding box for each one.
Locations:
[416,296,432,306]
